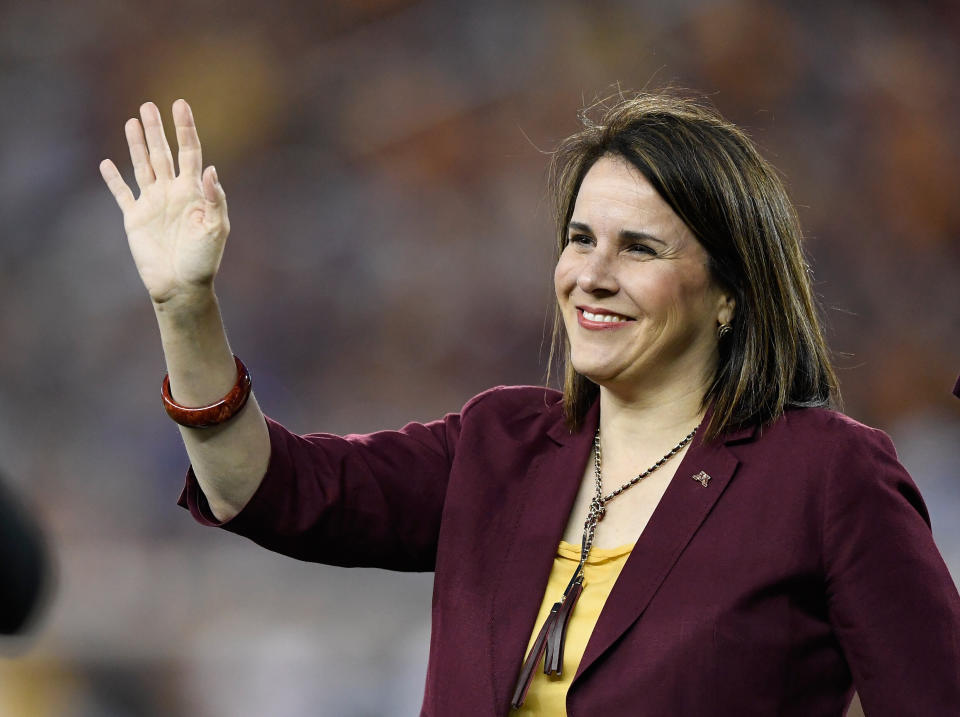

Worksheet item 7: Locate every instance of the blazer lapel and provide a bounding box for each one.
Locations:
[574,422,752,682]
[487,400,598,713]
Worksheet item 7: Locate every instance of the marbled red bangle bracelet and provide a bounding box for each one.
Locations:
[161,355,252,428]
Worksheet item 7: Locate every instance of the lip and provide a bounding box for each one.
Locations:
[576,306,635,330]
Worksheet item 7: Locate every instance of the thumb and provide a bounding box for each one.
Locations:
[202,165,226,205]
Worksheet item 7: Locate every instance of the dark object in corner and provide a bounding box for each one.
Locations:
[0,473,48,634]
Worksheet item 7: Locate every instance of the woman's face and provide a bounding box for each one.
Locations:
[554,155,733,397]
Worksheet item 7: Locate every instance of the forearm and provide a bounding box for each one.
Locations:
[155,288,269,522]
[102,100,269,522]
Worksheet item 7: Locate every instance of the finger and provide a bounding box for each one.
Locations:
[202,165,227,206]
[202,166,229,237]
[125,118,155,191]
[139,101,176,180]
[99,159,136,212]
[173,99,202,178]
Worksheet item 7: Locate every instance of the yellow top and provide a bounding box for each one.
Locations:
[512,540,634,716]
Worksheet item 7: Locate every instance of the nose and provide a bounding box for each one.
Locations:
[576,250,618,295]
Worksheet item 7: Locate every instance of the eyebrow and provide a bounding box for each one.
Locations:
[567,221,667,246]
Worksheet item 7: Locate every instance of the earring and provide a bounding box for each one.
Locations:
[717,322,732,339]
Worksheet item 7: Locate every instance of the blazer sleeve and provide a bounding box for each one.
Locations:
[178,407,464,572]
[822,424,960,715]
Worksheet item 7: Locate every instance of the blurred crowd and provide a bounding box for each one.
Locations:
[1,0,958,714]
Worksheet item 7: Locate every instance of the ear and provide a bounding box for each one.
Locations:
[717,292,736,327]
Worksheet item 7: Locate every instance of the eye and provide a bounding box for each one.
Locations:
[627,243,657,256]
[566,233,594,247]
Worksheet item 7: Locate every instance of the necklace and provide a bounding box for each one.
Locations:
[510,424,698,709]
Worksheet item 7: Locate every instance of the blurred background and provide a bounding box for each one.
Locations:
[1,0,958,714]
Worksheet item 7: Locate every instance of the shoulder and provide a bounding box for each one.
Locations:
[755,406,928,521]
[456,385,567,443]
[461,385,563,420]
[757,406,904,481]
[732,405,905,495]
[760,405,897,457]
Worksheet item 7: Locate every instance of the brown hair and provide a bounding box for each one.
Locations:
[548,91,838,441]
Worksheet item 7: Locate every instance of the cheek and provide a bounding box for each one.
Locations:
[675,276,711,307]
[635,268,713,321]
[671,275,721,330]
[554,254,576,300]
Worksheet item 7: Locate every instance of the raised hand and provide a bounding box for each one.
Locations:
[100,100,229,305]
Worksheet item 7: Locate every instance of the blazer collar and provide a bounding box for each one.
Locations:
[489,396,753,712]
[489,398,596,711]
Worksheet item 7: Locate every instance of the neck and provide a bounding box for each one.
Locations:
[597,377,709,447]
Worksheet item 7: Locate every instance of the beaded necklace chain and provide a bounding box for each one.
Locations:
[510,424,698,709]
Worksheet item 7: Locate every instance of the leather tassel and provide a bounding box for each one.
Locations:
[510,603,560,709]
[510,574,587,709]
[544,577,584,676]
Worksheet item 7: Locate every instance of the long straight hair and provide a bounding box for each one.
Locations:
[548,92,838,441]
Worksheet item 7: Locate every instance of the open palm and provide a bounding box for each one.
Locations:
[100,100,229,304]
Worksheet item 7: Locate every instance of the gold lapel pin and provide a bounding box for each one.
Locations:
[692,471,711,487]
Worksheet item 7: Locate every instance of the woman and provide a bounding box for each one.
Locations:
[100,93,960,716]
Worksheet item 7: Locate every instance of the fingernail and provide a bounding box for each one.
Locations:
[211,166,220,185]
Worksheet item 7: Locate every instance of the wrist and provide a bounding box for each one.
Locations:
[152,285,231,363]
[162,355,252,427]
[152,284,218,320]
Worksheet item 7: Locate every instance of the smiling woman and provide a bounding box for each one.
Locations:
[100,92,960,716]
[548,94,835,443]
[554,156,733,405]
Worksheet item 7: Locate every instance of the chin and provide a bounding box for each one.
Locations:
[569,346,639,381]
[569,360,622,386]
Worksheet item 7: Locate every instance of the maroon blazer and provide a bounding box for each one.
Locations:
[180,386,960,716]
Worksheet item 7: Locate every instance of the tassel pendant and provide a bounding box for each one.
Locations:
[544,576,584,675]
[510,573,585,709]
[510,603,559,708]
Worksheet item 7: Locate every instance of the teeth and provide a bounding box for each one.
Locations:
[583,310,629,323]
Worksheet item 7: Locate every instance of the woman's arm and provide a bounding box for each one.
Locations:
[823,424,960,714]
[100,100,268,522]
